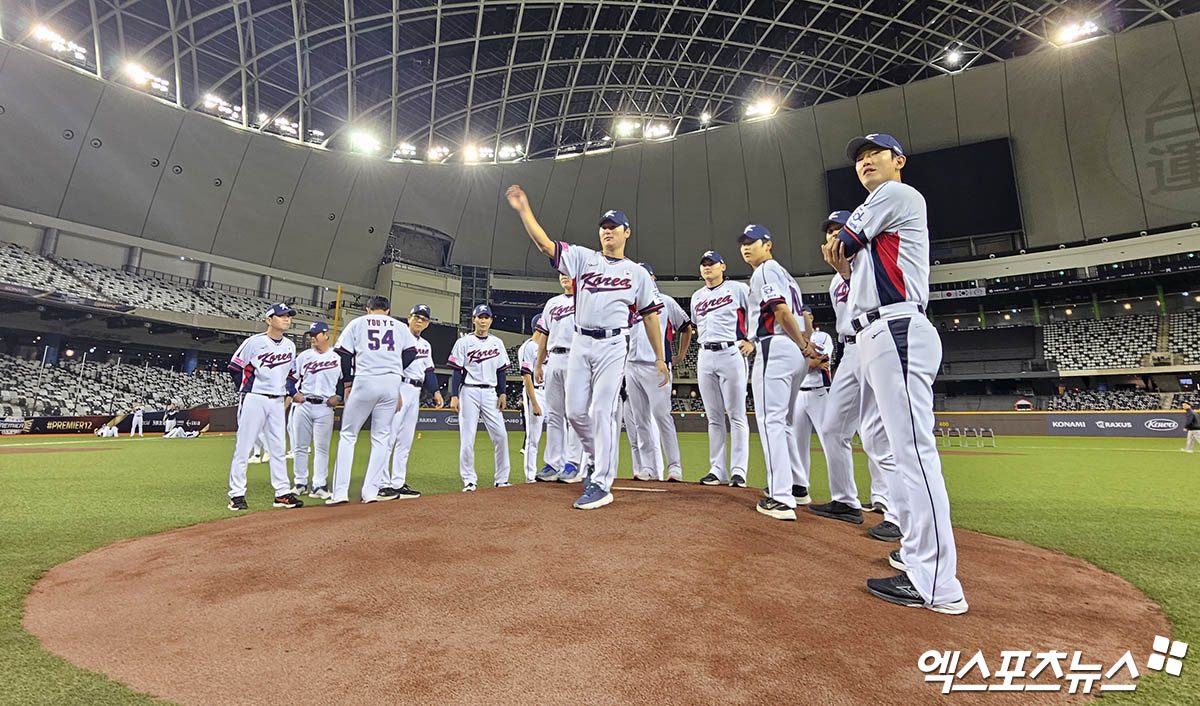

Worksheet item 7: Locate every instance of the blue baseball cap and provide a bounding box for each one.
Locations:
[846,133,905,162]
[700,250,724,265]
[472,304,493,318]
[799,304,813,314]
[738,224,772,243]
[531,313,544,330]
[639,262,655,277]
[598,209,630,228]
[821,210,852,231]
[410,304,431,319]
[264,302,296,318]
[306,320,329,335]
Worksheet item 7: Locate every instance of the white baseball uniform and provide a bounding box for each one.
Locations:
[389,331,437,490]
[624,389,662,480]
[690,280,752,482]
[552,241,662,492]
[840,178,963,607]
[448,333,512,486]
[332,314,417,502]
[788,329,835,490]
[518,338,545,483]
[748,258,809,509]
[289,347,341,490]
[130,405,143,437]
[625,291,689,480]
[163,408,178,434]
[227,333,296,499]
[536,294,583,473]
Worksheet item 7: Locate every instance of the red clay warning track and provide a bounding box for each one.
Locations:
[25,483,1167,705]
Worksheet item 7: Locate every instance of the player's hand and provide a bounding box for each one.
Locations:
[532,400,543,416]
[505,185,529,212]
[433,392,444,408]
[738,340,755,357]
[449,396,459,412]
[672,353,684,367]
[535,363,545,385]
[292,393,305,404]
[497,394,507,410]
[326,395,341,407]
[823,239,853,278]
[343,383,352,400]
[655,360,670,387]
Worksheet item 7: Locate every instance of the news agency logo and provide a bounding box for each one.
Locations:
[1145,418,1179,432]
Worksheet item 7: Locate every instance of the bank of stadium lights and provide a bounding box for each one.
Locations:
[124,62,170,95]
[745,99,777,118]
[645,123,671,139]
[349,131,381,154]
[32,24,88,64]
[463,145,495,163]
[1055,19,1101,46]
[946,49,962,66]
[201,94,242,123]
[497,144,525,161]
[393,143,418,159]
[700,112,712,125]
[616,120,640,137]
[427,145,450,162]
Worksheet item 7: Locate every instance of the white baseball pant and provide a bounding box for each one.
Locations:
[130,416,143,437]
[859,313,963,606]
[752,336,808,508]
[542,350,582,471]
[287,403,300,455]
[292,402,334,488]
[332,374,400,502]
[389,382,422,488]
[164,419,176,434]
[522,388,545,483]
[822,341,896,518]
[697,346,749,482]
[789,387,835,489]
[625,361,682,480]
[624,393,663,479]
[228,393,291,498]
[1184,429,1200,451]
[566,333,629,491]
[457,385,510,486]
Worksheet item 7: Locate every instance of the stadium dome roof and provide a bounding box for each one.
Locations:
[5,0,1193,160]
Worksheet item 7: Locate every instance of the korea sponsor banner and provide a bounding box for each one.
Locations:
[1046,412,1184,437]
[10,409,213,435]
[415,410,527,431]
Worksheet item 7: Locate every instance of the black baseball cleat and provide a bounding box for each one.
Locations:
[755,497,797,521]
[867,573,924,607]
[377,487,400,499]
[699,473,721,486]
[792,485,812,505]
[888,549,909,572]
[867,520,902,542]
[864,501,887,514]
[227,496,248,511]
[292,483,309,496]
[273,493,304,509]
[394,484,421,499]
[729,474,747,488]
[808,501,864,525]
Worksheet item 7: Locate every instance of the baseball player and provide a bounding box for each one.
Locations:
[625,381,663,481]
[388,304,443,498]
[838,133,966,614]
[448,304,512,491]
[163,426,200,438]
[519,316,546,483]
[690,250,752,487]
[163,403,179,435]
[784,306,834,505]
[507,185,667,510]
[330,295,419,505]
[810,210,899,540]
[95,424,118,437]
[129,403,144,437]
[739,224,821,521]
[288,321,342,499]
[225,303,302,511]
[625,263,691,482]
[533,275,584,482]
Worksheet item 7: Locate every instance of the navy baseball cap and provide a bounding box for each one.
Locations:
[410,304,431,318]
[264,302,296,317]
[821,210,852,232]
[472,304,493,318]
[700,250,724,265]
[306,320,330,335]
[799,304,813,314]
[738,224,772,243]
[598,209,630,228]
[639,262,655,277]
[846,133,905,162]
[531,313,544,330]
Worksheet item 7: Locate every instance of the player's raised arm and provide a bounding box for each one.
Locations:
[506,185,555,257]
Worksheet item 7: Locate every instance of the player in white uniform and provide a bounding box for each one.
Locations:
[225,303,302,511]
[518,316,546,484]
[625,263,691,482]
[508,185,667,510]
[838,133,966,614]
[287,321,342,499]
[623,381,662,481]
[448,304,512,490]
[810,210,900,539]
[785,306,834,505]
[163,403,179,435]
[129,403,144,437]
[739,225,822,521]
[387,304,443,499]
[533,276,584,482]
[690,250,752,487]
[330,295,418,505]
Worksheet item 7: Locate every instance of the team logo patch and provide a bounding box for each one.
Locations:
[694,293,733,316]
[467,349,501,364]
[834,279,850,303]
[579,272,633,293]
[847,206,869,233]
[550,304,575,320]
[302,359,339,375]
[761,283,781,301]
[257,352,293,368]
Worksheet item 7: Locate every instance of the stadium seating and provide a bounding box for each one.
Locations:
[1045,390,1160,411]
[1042,314,1157,370]
[54,256,227,316]
[1168,310,1200,364]
[0,241,102,300]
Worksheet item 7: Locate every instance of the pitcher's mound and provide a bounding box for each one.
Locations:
[25,483,1167,705]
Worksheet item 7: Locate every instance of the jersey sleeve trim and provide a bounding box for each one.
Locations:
[637,301,664,317]
[837,225,867,257]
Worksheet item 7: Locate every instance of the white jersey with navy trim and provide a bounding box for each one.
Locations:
[536,293,576,349]
[551,242,661,329]
[334,314,417,378]
[448,334,510,387]
[838,180,930,318]
[801,330,834,388]
[690,280,750,344]
[829,274,854,340]
[518,338,543,387]
[402,334,434,381]
[629,292,689,364]
[748,259,806,341]
[291,348,342,399]
[230,332,297,395]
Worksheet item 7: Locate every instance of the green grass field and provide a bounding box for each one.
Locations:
[0,431,1197,705]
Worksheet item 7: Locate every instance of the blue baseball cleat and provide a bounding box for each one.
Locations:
[557,464,583,483]
[536,464,560,482]
[573,481,613,510]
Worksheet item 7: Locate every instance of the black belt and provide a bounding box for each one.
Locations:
[550,347,570,354]
[251,392,284,399]
[844,335,856,344]
[702,341,736,351]
[577,327,624,339]
[800,386,828,392]
[850,305,925,333]
[403,378,423,388]
[304,396,326,404]
[464,383,493,389]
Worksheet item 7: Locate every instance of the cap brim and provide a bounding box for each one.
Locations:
[846,137,878,162]
[699,257,721,265]
[820,219,840,232]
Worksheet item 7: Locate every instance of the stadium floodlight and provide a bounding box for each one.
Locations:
[463,145,494,163]
[497,143,524,160]
[257,112,269,124]
[32,24,89,63]
[201,93,243,122]
[1123,302,1132,310]
[645,122,671,139]
[745,99,776,117]
[393,143,418,159]
[124,62,171,94]
[427,145,450,161]
[946,50,962,66]
[700,112,711,125]
[1065,308,1073,315]
[350,131,381,154]
[272,116,299,136]
[1056,19,1100,45]
[616,120,640,137]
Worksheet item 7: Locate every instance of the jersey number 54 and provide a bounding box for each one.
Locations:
[367,329,395,351]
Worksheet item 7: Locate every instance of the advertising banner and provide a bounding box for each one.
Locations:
[1045,412,1185,437]
[1,409,213,435]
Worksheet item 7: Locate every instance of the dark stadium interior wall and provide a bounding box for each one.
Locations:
[1,15,1199,284]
